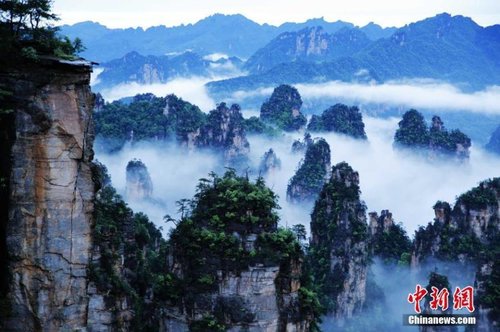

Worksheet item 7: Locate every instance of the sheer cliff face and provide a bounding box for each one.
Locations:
[197,102,250,167]
[1,61,95,331]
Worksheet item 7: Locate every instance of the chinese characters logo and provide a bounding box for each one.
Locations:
[408,284,475,313]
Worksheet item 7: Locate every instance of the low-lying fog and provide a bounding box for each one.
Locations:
[96,115,500,238]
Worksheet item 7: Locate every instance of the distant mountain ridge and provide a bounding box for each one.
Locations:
[208,13,500,95]
[93,51,243,89]
[60,14,396,62]
[244,26,372,73]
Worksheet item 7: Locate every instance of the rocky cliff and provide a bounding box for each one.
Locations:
[308,162,369,320]
[0,60,317,331]
[394,110,471,161]
[259,149,281,176]
[260,85,306,132]
[307,103,367,139]
[0,59,96,331]
[125,159,153,200]
[196,102,250,168]
[287,138,331,203]
[412,178,500,331]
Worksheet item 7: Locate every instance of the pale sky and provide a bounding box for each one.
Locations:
[52,0,500,29]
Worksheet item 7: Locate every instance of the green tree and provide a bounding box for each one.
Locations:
[0,0,83,62]
[308,103,367,139]
[394,109,429,148]
[260,84,306,131]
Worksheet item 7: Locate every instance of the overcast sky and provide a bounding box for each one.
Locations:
[53,0,499,29]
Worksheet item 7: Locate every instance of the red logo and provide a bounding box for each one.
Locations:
[408,285,475,313]
[408,284,427,313]
[429,286,449,311]
[453,286,475,313]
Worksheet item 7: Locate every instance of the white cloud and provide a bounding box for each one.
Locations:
[96,116,500,238]
[231,81,500,115]
[98,77,217,111]
[203,53,229,61]
[96,142,221,237]
[296,81,500,115]
[247,117,500,236]
[90,67,104,86]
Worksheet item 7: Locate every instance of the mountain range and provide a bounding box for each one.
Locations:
[60,14,395,62]
[208,13,500,95]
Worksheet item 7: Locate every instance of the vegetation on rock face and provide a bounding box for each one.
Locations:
[291,132,313,154]
[91,165,321,329]
[243,116,280,137]
[477,235,500,324]
[90,163,179,330]
[371,222,412,266]
[197,102,250,167]
[307,103,367,139]
[287,138,331,203]
[423,272,452,313]
[198,102,245,150]
[126,159,153,200]
[260,84,307,131]
[168,170,280,290]
[457,177,500,210]
[168,169,321,327]
[394,110,471,159]
[308,162,368,313]
[0,0,84,63]
[412,177,499,325]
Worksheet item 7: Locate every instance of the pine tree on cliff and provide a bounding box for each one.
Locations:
[307,162,369,317]
[287,138,331,203]
[307,103,367,139]
[260,84,307,131]
[0,0,84,62]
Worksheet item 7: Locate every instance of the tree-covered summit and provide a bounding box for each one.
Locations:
[287,138,331,203]
[307,103,367,139]
[260,84,307,131]
[95,93,206,145]
[394,110,471,160]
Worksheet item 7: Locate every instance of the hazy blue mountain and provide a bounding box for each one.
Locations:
[60,14,395,62]
[485,124,500,155]
[244,26,372,73]
[94,51,243,90]
[360,22,397,40]
[208,13,500,96]
[60,14,277,62]
[276,17,354,34]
